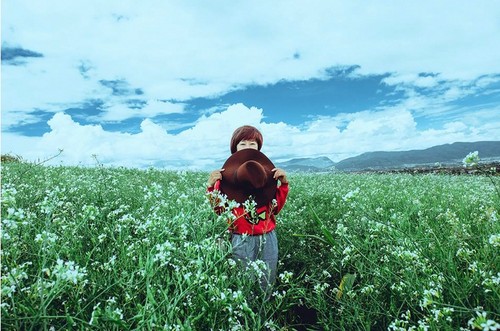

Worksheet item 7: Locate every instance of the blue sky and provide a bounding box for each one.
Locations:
[2,1,500,169]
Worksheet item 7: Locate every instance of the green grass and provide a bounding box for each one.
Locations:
[1,163,499,330]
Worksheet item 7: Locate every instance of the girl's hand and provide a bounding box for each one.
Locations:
[272,168,288,184]
[207,169,224,187]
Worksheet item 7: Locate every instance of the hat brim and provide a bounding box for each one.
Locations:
[220,149,277,206]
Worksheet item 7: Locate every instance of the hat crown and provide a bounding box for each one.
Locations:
[220,149,277,207]
[236,160,268,189]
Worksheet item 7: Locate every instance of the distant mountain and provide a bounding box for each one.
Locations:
[278,141,500,172]
[276,156,335,172]
[336,141,500,171]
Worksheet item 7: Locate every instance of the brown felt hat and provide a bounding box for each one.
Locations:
[220,149,277,207]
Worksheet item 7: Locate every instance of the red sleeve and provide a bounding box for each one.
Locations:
[207,180,221,193]
[274,183,289,214]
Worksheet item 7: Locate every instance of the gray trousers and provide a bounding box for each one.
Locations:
[231,231,278,294]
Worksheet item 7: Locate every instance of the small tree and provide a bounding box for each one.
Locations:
[1,154,24,163]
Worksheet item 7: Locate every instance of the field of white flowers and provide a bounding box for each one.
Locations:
[1,161,499,330]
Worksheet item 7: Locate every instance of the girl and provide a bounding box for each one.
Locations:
[207,125,289,295]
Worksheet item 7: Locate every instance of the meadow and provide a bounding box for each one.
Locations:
[1,161,499,330]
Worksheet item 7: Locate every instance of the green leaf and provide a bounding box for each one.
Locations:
[337,273,356,300]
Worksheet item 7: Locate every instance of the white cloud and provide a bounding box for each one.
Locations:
[176,104,266,163]
[96,100,185,122]
[382,74,440,89]
[3,103,500,170]
[3,0,499,117]
[1,104,267,169]
[1,59,101,116]
[2,1,500,168]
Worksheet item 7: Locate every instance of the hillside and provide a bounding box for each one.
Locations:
[278,141,500,172]
[275,156,335,172]
[336,141,500,171]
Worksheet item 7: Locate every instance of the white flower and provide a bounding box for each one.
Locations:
[313,282,330,294]
[278,271,293,283]
[342,188,360,201]
[468,311,500,331]
[247,260,267,278]
[420,287,441,308]
[98,233,107,243]
[481,319,500,331]
[113,308,124,320]
[264,319,277,331]
[53,259,87,284]
[463,151,480,167]
[488,234,500,248]
[360,284,375,294]
[34,231,58,244]
[1,186,17,206]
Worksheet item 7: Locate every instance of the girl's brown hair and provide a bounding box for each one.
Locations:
[230,125,263,154]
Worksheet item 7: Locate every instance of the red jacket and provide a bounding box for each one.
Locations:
[207,180,289,235]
